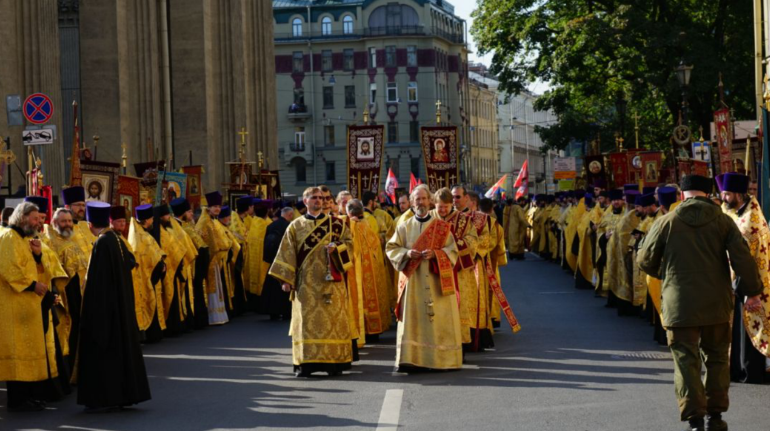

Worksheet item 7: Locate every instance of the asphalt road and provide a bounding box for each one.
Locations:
[2,254,769,430]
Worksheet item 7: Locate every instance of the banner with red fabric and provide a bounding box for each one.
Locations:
[609,152,628,188]
[420,126,459,192]
[714,108,733,174]
[640,152,663,187]
[692,160,709,177]
[181,165,204,211]
[584,155,606,186]
[347,125,385,199]
[677,160,692,182]
[626,149,643,184]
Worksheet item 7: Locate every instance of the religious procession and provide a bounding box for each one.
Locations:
[4,1,770,430]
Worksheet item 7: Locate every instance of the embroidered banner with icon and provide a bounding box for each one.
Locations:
[609,152,628,188]
[584,155,606,187]
[714,108,733,174]
[640,152,663,187]
[420,126,459,192]
[347,125,385,199]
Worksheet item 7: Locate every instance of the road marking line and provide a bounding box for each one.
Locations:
[376,389,404,431]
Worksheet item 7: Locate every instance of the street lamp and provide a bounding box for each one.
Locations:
[615,94,628,139]
[675,60,694,124]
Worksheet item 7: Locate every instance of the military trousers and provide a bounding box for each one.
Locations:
[667,322,731,421]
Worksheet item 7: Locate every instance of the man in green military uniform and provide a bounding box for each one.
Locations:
[638,175,764,431]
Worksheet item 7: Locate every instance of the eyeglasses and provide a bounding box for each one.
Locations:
[452,195,463,200]
[323,196,333,201]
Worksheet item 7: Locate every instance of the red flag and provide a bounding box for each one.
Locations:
[417,178,423,185]
[385,168,399,204]
[409,172,418,193]
[514,160,529,200]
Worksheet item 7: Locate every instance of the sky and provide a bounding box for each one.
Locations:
[452,1,551,95]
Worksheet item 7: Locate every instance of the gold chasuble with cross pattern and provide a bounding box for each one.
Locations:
[728,197,770,357]
[386,214,462,370]
[268,214,354,368]
[246,217,270,296]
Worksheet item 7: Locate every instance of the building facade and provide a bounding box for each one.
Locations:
[468,70,500,188]
[272,0,469,197]
[0,0,278,193]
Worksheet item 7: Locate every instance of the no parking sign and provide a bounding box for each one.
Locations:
[23,93,54,125]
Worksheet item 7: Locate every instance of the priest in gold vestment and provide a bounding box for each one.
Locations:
[196,192,234,325]
[386,185,462,371]
[247,199,271,303]
[595,190,625,297]
[172,198,211,329]
[607,192,642,315]
[61,186,95,256]
[128,205,167,340]
[269,187,354,377]
[0,202,55,411]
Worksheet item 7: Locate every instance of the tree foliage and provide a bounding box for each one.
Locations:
[471,0,755,153]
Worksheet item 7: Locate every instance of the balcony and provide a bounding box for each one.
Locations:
[274,25,465,45]
[289,142,306,152]
[287,104,311,122]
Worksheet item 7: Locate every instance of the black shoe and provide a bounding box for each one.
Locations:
[8,400,45,412]
[705,414,727,431]
[327,370,342,377]
[686,417,705,431]
[294,370,311,378]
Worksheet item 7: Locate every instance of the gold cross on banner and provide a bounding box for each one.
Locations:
[436,100,442,125]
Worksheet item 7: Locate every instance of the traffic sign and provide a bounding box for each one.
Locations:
[23,93,54,124]
[23,127,56,145]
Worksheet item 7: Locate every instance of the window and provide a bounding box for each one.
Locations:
[294,127,305,146]
[345,85,356,107]
[386,82,398,103]
[407,46,417,67]
[407,82,418,102]
[411,156,420,176]
[369,83,377,103]
[293,88,305,105]
[343,49,354,71]
[388,122,398,143]
[292,18,303,37]
[292,51,304,73]
[343,15,354,34]
[324,125,335,146]
[369,47,377,68]
[295,158,307,183]
[322,50,333,72]
[323,86,334,109]
[325,161,336,182]
[322,17,332,36]
[385,46,396,67]
[409,120,419,142]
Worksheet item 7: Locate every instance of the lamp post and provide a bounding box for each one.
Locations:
[675,60,694,125]
[615,94,628,140]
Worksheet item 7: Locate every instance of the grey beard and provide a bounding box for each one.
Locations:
[414,206,429,217]
[22,226,37,237]
[54,226,73,238]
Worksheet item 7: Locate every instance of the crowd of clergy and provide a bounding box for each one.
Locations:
[0,181,517,411]
[507,175,769,383]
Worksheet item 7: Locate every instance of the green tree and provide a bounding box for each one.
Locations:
[472,0,755,153]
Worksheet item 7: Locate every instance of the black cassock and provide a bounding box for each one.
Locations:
[257,217,292,318]
[76,229,151,408]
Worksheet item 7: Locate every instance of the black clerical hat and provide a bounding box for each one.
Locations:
[61,186,85,205]
[236,196,254,213]
[625,191,639,204]
[110,206,127,221]
[170,198,190,217]
[205,191,223,207]
[86,202,111,227]
[657,187,678,209]
[639,192,656,207]
[608,189,624,201]
[135,204,153,221]
[680,175,713,194]
[24,196,49,214]
[623,184,639,193]
[153,205,170,218]
[722,173,749,194]
[219,205,232,219]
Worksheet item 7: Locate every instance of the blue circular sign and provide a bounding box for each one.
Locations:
[23,93,54,125]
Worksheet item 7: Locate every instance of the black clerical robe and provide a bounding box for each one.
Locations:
[258,217,292,318]
[76,228,151,408]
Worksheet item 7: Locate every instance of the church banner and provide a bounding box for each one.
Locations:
[347,125,385,199]
[608,152,628,188]
[692,160,709,177]
[640,152,663,187]
[714,108,733,174]
[584,155,606,187]
[626,149,643,184]
[182,165,203,210]
[420,126,459,192]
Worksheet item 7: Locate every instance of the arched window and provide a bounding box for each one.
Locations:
[322,17,332,35]
[343,15,354,34]
[292,18,303,37]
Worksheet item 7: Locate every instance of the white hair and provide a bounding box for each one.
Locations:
[280,207,294,217]
[410,184,431,202]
